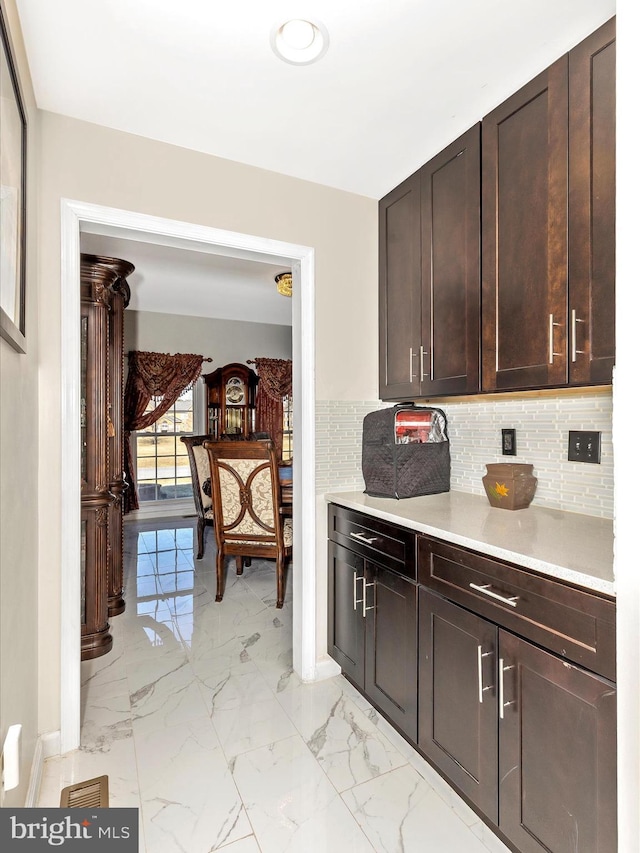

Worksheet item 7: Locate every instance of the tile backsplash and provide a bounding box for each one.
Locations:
[316,391,613,519]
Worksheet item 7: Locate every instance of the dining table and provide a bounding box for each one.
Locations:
[279,464,293,513]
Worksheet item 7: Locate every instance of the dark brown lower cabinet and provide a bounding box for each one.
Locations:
[418,589,498,823]
[364,562,417,740]
[419,588,617,853]
[328,540,417,741]
[498,630,617,853]
[328,542,365,687]
[329,505,616,853]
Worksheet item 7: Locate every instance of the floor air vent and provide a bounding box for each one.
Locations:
[60,774,109,808]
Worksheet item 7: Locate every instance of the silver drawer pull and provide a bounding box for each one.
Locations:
[349,531,379,545]
[469,582,519,608]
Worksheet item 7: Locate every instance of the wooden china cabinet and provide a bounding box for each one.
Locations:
[105,264,132,617]
[203,362,258,438]
[80,253,134,660]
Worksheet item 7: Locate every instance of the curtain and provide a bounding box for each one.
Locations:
[254,357,292,461]
[123,350,204,512]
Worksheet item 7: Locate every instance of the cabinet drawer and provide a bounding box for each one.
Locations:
[418,535,615,680]
[328,504,416,580]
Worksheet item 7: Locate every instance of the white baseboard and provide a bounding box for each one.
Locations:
[25,739,44,807]
[42,731,61,759]
[311,655,342,682]
[25,731,60,807]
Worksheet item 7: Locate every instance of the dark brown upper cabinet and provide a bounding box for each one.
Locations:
[379,125,481,400]
[421,125,481,396]
[481,58,569,391]
[379,169,423,400]
[482,18,615,392]
[568,18,616,385]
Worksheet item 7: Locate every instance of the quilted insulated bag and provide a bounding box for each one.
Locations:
[362,405,450,499]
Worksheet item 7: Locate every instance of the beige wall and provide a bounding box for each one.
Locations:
[37,110,378,735]
[124,310,293,367]
[0,0,40,807]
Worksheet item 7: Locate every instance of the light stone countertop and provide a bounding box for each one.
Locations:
[324,489,615,597]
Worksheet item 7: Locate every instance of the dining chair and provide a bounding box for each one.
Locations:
[203,439,292,607]
[180,435,215,559]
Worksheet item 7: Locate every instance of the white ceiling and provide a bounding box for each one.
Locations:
[18,0,616,322]
[80,229,293,325]
[16,0,615,199]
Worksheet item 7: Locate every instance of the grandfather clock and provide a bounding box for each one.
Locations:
[203,363,258,438]
[80,253,134,659]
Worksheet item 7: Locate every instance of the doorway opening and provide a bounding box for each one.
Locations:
[60,199,319,753]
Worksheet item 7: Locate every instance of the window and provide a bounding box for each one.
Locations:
[134,387,197,502]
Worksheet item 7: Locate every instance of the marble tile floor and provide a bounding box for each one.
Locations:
[38,516,510,853]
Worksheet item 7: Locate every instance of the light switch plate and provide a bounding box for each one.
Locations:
[501,428,517,456]
[568,430,601,464]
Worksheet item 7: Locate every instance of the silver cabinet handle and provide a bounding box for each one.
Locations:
[349,531,378,545]
[499,658,516,719]
[419,345,429,381]
[477,645,494,704]
[353,571,359,611]
[409,347,418,381]
[548,313,563,364]
[469,582,519,608]
[362,581,376,617]
[571,308,585,362]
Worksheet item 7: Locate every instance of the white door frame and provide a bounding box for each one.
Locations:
[60,199,318,753]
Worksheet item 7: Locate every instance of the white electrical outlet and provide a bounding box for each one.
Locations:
[2,724,22,792]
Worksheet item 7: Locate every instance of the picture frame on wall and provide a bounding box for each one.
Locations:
[0,3,27,353]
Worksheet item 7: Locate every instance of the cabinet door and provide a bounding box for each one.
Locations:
[421,124,481,395]
[482,58,569,391]
[364,563,417,741]
[328,542,365,688]
[568,18,616,385]
[379,171,423,400]
[418,589,498,823]
[498,630,617,853]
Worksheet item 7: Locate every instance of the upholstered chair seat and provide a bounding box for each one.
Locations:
[204,439,292,608]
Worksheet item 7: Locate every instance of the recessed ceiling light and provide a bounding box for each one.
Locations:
[270,18,329,66]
